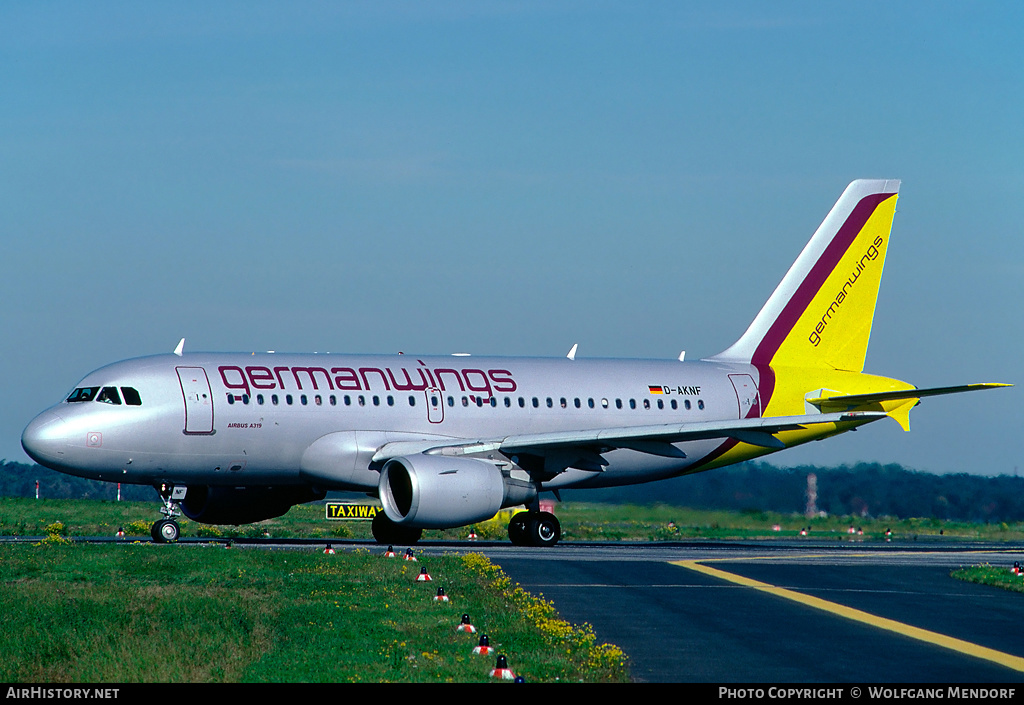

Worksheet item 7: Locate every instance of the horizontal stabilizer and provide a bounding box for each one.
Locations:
[807,383,1011,408]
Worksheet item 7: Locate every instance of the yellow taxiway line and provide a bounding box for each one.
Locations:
[672,560,1024,673]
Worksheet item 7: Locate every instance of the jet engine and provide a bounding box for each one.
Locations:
[378,455,537,529]
[181,485,326,525]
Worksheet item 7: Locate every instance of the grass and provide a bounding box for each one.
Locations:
[3,496,1022,542]
[950,565,1024,595]
[0,541,627,683]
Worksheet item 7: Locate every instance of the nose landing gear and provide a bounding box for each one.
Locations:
[151,484,186,543]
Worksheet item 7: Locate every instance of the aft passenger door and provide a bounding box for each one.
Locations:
[177,367,214,434]
[729,374,761,419]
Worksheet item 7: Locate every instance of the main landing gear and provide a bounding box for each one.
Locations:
[371,510,424,546]
[151,484,185,543]
[507,510,561,547]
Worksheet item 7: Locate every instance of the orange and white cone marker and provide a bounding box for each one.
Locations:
[416,567,432,582]
[473,634,494,655]
[457,614,477,633]
[468,527,478,540]
[323,543,335,555]
[116,527,125,539]
[434,587,449,602]
[490,654,515,680]
[383,545,396,558]
[404,548,417,561]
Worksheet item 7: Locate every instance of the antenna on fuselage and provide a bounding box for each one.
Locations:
[174,338,185,357]
[567,343,578,360]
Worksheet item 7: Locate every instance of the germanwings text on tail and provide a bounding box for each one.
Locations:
[21,180,1010,546]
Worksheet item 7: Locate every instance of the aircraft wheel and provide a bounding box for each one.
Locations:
[527,511,561,547]
[507,511,531,546]
[151,519,180,543]
[371,511,423,545]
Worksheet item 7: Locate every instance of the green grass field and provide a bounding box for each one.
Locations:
[3,496,1022,542]
[0,541,627,683]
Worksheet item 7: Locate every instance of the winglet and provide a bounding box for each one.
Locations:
[567,343,578,361]
[173,338,185,357]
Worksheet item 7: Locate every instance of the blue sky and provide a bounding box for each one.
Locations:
[2,2,1021,474]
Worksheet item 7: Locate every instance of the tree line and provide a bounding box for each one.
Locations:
[3,458,1023,522]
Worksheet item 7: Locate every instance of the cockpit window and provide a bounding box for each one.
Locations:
[67,387,99,403]
[121,387,142,406]
[97,387,122,405]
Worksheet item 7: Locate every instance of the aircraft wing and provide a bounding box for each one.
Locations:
[371,410,888,471]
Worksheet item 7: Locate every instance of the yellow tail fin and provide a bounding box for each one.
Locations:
[711,180,900,372]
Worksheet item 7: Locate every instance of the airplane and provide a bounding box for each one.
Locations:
[21,179,1010,546]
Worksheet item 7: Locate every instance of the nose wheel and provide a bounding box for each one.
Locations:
[151,484,185,543]
[151,518,181,543]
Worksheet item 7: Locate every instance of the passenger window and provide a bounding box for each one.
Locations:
[670,399,677,410]
[504,396,511,407]
[330,395,337,406]
[698,400,705,410]
[643,399,650,409]
[315,395,322,406]
[273,394,280,405]
[532,397,539,408]
[97,387,121,405]
[657,399,664,409]
[547,398,553,408]
[684,399,691,410]
[519,397,525,408]
[287,394,294,405]
[121,387,142,406]
[629,399,636,409]
[387,395,394,407]
[573,398,581,408]
[301,395,308,406]
[344,395,351,406]
[615,399,622,409]
[257,394,265,405]
[409,396,417,406]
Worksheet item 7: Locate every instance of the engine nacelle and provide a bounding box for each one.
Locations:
[181,485,325,525]
[379,455,537,529]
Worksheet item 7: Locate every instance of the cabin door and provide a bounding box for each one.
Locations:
[728,374,761,419]
[177,367,215,434]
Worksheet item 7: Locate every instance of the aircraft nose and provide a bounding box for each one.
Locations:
[22,410,68,468]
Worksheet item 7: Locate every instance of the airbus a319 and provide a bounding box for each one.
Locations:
[21,180,1009,546]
